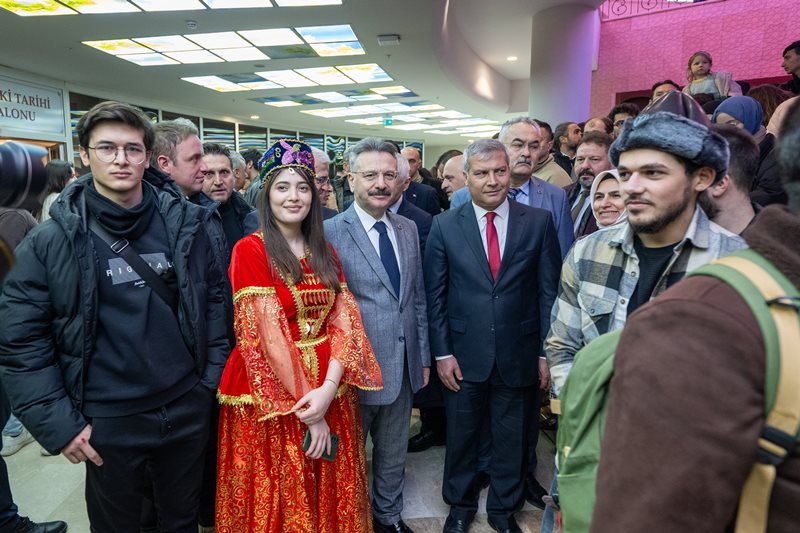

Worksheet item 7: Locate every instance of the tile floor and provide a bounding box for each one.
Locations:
[5,411,556,532]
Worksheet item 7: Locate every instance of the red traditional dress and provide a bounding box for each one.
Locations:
[216,233,382,532]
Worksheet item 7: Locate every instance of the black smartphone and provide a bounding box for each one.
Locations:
[302,429,340,462]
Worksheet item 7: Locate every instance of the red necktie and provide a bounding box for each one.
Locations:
[486,212,500,280]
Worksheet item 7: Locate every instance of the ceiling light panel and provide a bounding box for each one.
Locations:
[60,0,140,13]
[309,42,364,57]
[295,24,356,43]
[255,70,317,87]
[385,123,432,131]
[263,100,303,107]
[338,63,392,83]
[83,39,152,55]
[306,92,351,103]
[165,50,224,64]
[238,28,302,46]
[186,31,252,49]
[133,35,201,52]
[370,86,413,96]
[295,66,352,85]
[118,53,179,66]
[130,0,205,11]
[203,0,273,7]
[0,0,76,15]
[210,47,270,61]
[274,0,341,5]
[182,76,248,92]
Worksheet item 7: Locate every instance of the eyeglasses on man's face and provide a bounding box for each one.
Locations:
[354,170,399,182]
[88,143,148,165]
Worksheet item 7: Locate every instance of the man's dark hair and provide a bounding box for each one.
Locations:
[710,124,758,192]
[76,100,154,151]
[651,79,681,96]
[553,122,574,149]
[240,148,262,169]
[533,119,553,142]
[587,116,613,134]
[577,131,614,152]
[783,40,800,57]
[607,102,641,121]
[203,142,231,161]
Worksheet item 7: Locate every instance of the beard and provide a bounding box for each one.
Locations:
[628,183,694,235]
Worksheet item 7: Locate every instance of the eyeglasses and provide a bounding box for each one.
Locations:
[354,170,399,182]
[88,144,148,164]
[314,176,331,185]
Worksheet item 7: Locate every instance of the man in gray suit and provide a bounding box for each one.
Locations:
[324,138,431,533]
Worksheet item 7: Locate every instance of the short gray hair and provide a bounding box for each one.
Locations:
[499,116,541,143]
[463,139,509,173]
[396,154,410,179]
[347,138,399,173]
[229,151,246,171]
[311,147,330,167]
[152,118,199,164]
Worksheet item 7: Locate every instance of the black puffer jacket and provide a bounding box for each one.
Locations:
[0,177,231,453]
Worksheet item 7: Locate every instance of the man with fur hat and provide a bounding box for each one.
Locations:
[591,93,800,533]
[546,110,747,394]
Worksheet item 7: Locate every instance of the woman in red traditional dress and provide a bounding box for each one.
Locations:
[216,140,382,532]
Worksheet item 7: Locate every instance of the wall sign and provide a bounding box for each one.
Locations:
[0,75,65,136]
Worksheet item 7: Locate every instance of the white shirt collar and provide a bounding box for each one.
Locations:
[472,198,510,220]
[353,200,391,231]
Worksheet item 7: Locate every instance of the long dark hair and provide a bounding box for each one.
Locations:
[45,159,72,195]
[256,167,341,291]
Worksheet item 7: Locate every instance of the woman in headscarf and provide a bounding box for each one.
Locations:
[590,169,627,229]
[712,96,788,206]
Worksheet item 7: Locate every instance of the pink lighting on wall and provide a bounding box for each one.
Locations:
[590,0,796,116]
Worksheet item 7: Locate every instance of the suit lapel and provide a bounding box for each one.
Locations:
[459,204,494,283]
[343,207,398,299]
[495,202,526,284]
[528,178,544,209]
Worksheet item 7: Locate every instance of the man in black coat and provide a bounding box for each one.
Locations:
[0,101,230,532]
[425,139,561,533]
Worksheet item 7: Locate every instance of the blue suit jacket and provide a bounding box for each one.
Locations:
[424,201,561,387]
[450,177,574,258]
[395,198,432,255]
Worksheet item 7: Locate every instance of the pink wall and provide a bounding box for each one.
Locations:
[589,0,796,117]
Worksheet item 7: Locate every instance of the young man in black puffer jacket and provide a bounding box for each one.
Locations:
[0,101,231,533]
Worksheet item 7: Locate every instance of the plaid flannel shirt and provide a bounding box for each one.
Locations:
[546,207,746,395]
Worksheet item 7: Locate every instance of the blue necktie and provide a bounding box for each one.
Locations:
[373,221,401,296]
[508,188,521,201]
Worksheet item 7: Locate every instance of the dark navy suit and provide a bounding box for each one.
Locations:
[424,200,561,525]
[404,180,441,218]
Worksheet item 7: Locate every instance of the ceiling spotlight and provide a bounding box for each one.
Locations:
[506,56,518,61]
[250,115,260,119]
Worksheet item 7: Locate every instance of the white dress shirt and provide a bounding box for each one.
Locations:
[472,199,509,261]
[352,201,401,265]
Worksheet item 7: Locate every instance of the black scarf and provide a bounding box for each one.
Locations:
[84,181,156,239]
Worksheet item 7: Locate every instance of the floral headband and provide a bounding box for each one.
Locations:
[258,139,316,189]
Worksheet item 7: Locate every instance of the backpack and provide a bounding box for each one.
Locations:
[553,248,800,533]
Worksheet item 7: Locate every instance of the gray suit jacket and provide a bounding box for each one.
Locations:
[325,205,431,405]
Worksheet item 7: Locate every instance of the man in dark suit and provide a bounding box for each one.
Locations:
[391,154,432,254]
[402,146,449,212]
[404,179,441,218]
[565,131,615,238]
[425,139,561,533]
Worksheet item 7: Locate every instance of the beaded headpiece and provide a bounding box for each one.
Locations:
[258,139,316,189]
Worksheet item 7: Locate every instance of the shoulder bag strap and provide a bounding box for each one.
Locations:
[88,218,179,316]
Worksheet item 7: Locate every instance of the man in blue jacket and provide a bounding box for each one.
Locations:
[0,101,230,532]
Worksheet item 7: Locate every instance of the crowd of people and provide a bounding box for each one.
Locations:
[0,41,798,533]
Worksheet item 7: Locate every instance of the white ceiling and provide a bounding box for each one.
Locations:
[0,0,604,147]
